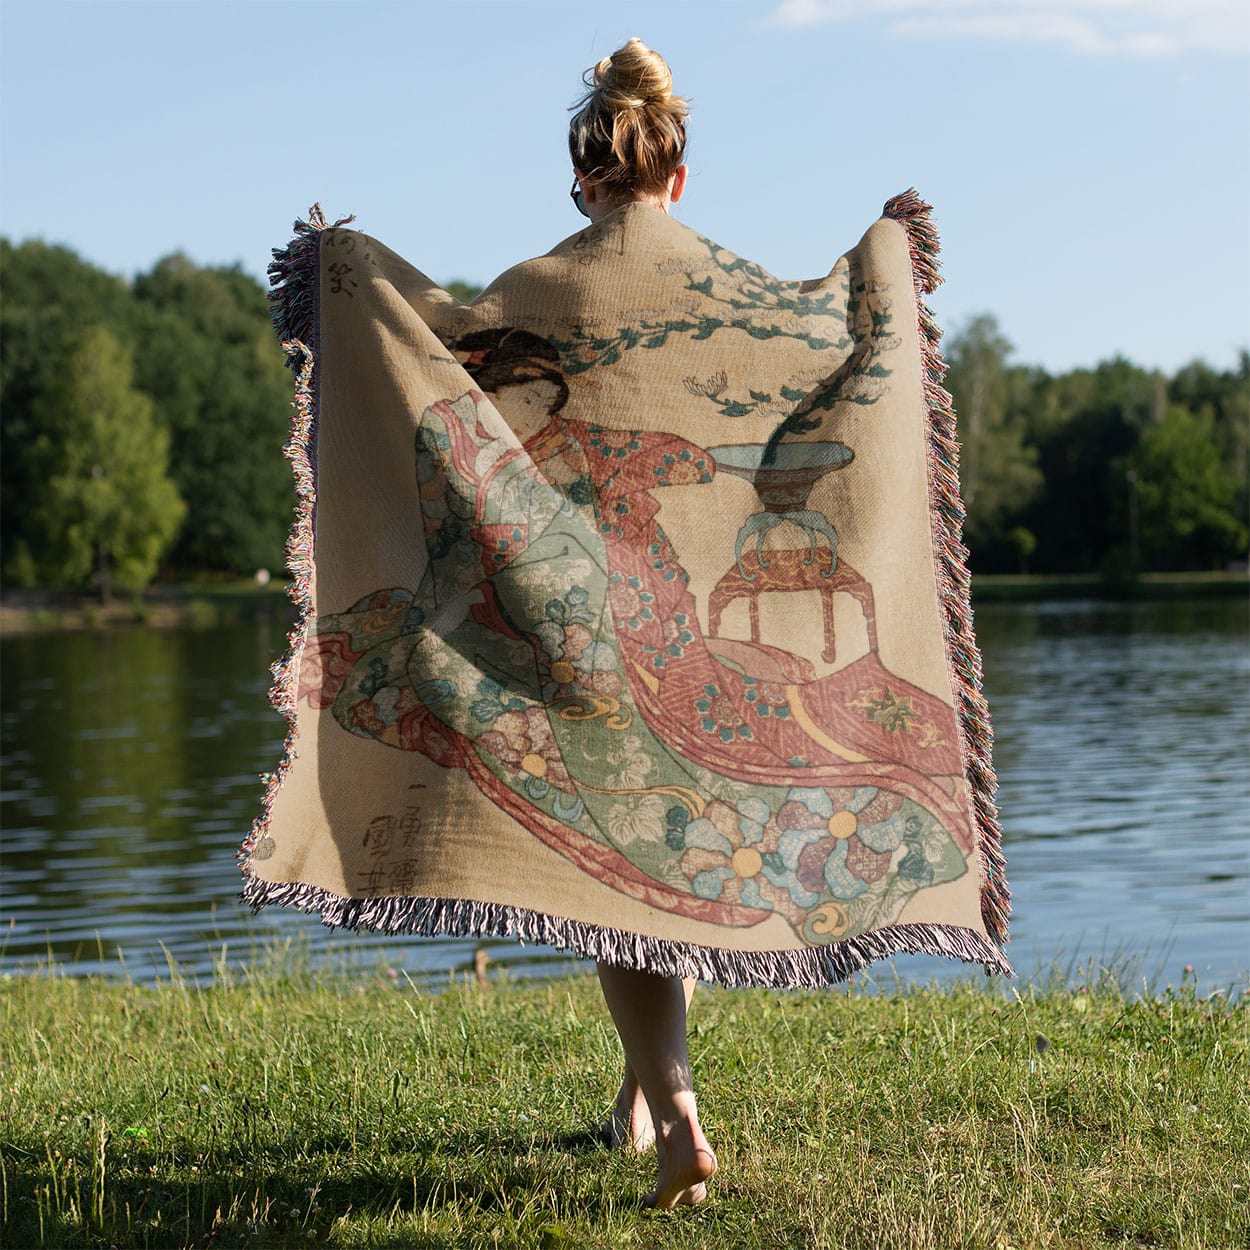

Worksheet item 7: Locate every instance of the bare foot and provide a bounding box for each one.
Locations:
[645,1119,717,1209]
[602,1077,655,1151]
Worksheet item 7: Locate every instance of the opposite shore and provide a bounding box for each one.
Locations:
[1,570,1246,635]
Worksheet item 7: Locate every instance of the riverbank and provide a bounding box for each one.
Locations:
[0,581,293,634]
[1,571,1245,634]
[2,969,1244,1249]
[968,570,1248,602]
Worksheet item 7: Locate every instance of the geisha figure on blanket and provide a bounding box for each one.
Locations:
[303,328,974,946]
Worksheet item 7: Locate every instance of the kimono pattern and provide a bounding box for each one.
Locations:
[300,384,971,945]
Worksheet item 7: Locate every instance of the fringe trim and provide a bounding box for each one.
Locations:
[238,205,348,873]
[883,189,1011,949]
[240,875,1014,988]
[266,203,355,359]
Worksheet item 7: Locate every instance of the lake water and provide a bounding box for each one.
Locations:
[2,597,1247,993]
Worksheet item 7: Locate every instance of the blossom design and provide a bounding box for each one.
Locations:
[694,683,754,743]
[646,538,682,584]
[676,785,925,928]
[682,370,728,399]
[586,426,643,459]
[896,844,935,886]
[480,524,525,568]
[774,787,911,901]
[652,447,713,487]
[478,706,577,800]
[853,686,918,733]
[344,674,459,760]
[639,613,697,672]
[608,571,656,630]
[605,793,668,843]
[534,594,622,704]
[741,675,791,720]
[603,734,653,788]
[470,676,527,725]
[566,476,595,506]
[678,796,807,924]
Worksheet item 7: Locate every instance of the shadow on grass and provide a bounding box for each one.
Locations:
[4,1125,638,1249]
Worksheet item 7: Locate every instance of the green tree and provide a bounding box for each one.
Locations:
[1169,353,1250,533]
[1,239,139,580]
[445,279,483,303]
[131,256,293,574]
[1129,405,1246,570]
[23,327,185,596]
[1020,357,1163,572]
[1006,526,1037,574]
[943,315,1043,562]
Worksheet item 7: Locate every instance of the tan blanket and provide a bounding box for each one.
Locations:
[239,191,1011,986]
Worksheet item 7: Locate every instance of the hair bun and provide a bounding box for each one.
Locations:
[594,36,673,109]
[569,38,689,196]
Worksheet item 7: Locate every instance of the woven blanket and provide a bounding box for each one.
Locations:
[240,192,1011,987]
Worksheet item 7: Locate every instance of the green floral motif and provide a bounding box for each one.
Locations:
[859,687,918,734]
[664,804,690,850]
[358,657,391,699]
[548,238,850,379]
[566,476,595,506]
[543,585,594,627]
[686,236,847,320]
[897,842,935,886]
[469,677,527,725]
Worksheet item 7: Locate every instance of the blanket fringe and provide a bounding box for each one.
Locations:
[238,205,346,872]
[266,203,355,360]
[883,189,1011,950]
[241,874,1013,987]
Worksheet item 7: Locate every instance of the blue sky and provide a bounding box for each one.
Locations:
[2,0,1247,374]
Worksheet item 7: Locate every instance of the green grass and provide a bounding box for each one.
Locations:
[1,963,1246,1249]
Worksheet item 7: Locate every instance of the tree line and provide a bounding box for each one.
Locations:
[945,315,1247,575]
[1,238,1245,594]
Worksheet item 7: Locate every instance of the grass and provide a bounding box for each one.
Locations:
[1,961,1246,1250]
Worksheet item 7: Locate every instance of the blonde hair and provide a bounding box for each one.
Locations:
[568,37,689,197]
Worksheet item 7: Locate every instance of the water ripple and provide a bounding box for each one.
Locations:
[2,600,1246,991]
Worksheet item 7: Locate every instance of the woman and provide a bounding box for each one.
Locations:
[248,33,1010,1216]
[543,37,714,1208]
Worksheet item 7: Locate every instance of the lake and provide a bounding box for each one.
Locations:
[2,597,1247,993]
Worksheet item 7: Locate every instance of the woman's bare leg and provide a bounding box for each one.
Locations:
[603,1057,654,1151]
[602,978,696,1152]
[596,964,717,1208]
